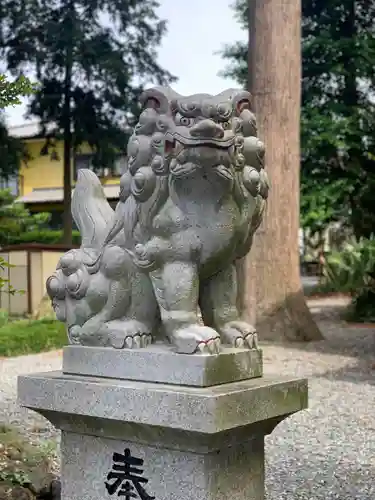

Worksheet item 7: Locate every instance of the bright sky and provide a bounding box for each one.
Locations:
[5,0,246,127]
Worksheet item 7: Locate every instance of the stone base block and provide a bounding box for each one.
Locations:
[18,370,308,500]
[61,430,265,500]
[62,344,263,387]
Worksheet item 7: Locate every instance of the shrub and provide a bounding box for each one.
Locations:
[346,266,375,323]
[0,189,50,245]
[0,317,66,356]
[0,309,9,327]
[319,237,375,294]
[317,236,375,322]
[0,422,60,499]
[8,229,81,245]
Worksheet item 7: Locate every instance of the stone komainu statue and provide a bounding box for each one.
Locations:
[46,87,269,354]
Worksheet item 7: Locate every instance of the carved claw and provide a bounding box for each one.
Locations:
[125,337,133,349]
[214,338,221,352]
[243,333,253,349]
[133,335,141,349]
[235,337,245,348]
[107,320,153,350]
[197,338,221,354]
[140,334,152,348]
[171,325,221,354]
[219,320,258,350]
[198,342,209,354]
[207,338,220,354]
[68,325,82,345]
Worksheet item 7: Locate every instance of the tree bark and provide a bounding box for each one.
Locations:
[240,0,323,341]
[62,5,74,245]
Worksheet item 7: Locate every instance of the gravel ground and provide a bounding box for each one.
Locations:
[1,299,375,499]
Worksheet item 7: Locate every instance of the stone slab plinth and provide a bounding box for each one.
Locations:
[18,346,308,500]
[18,365,307,500]
[62,344,263,387]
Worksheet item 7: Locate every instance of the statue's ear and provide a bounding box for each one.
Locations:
[140,87,170,114]
[231,90,252,115]
[72,169,115,249]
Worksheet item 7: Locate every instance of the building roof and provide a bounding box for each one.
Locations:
[8,121,58,139]
[17,184,120,204]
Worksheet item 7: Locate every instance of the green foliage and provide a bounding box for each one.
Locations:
[220,0,375,240]
[0,258,22,295]
[301,0,375,239]
[11,229,81,245]
[219,0,248,84]
[0,0,176,243]
[0,308,9,327]
[319,237,375,294]
[0,0,176,169]
[0,74,36,109]
[0,118,30,178]
[0,189,51,294]
[0,75,37,293]
[0,189,50,246]
[346,274,375,323]
[0,75,34,190]
[0,469,32,486]
[0,424,58,498]
[300,177,350,234]
[0,317,66,356]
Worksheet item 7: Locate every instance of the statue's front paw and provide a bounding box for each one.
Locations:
[68,325,83,344]
[219,321,259,349]
[107,319,153,349]
[172,325,221,355]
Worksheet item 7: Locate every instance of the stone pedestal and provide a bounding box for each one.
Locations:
[18,345,308,500]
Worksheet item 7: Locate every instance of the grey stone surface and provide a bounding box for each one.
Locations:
[18,372,307,435]
[18,372,306,500]
[60,431,265,500]
[46,86,269,354]
[7,315,375,499]
[62,344,263,386]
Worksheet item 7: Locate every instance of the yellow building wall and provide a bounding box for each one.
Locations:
[19,139,121,196]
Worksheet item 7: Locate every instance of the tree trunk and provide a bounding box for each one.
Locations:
[240,0,323,341]
[62,6,74,245]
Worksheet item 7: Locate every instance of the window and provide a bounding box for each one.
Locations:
[0,175,19,196]
[75,153,126,178]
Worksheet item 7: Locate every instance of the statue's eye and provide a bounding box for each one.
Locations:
[222,121,231,130]
[176,115,194,127]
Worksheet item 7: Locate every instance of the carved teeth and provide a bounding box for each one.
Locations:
[235,337,245,348]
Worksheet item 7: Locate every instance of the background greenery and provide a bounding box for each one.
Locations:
[221,0,375,244]
[0,315,66,357]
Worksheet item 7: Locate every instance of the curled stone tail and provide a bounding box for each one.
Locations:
[72,169,114,249]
